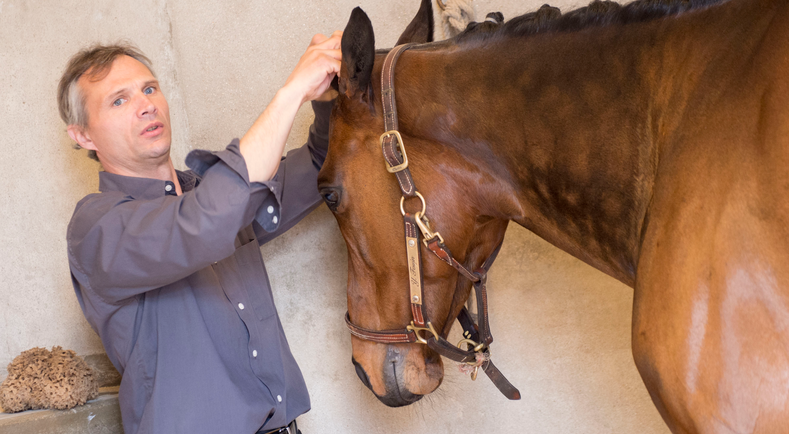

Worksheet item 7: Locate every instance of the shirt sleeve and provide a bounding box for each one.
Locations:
[253,99,333,244]
[67,141,273,304]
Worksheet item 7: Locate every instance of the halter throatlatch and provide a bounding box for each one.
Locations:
[344,44,520,400]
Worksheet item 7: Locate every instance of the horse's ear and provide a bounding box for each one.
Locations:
[396,0,434,45]
[339,7,375,99]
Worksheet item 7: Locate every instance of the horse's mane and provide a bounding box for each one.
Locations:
[455,0,728,43]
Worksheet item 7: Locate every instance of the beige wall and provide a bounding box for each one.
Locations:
[0,0,669,432]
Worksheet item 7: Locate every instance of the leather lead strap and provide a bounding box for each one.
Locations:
[457,307,480,343]
[482,360,522,400]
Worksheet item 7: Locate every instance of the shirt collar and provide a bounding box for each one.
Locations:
[98,170,200,199]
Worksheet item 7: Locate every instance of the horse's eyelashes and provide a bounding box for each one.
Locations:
[320,188,341,212]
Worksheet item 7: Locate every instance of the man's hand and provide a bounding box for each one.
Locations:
[283,31,342,104]
[239,31,343,184]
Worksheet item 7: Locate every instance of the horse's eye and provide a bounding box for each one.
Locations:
[320,188,341,212]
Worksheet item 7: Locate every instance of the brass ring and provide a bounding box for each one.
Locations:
[457,338,479,350]
[457,338,486,362]
[400,192,426,217]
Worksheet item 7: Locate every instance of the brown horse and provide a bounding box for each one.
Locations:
[317,0,789,431]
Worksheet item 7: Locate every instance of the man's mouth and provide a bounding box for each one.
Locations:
[142,122,164,136]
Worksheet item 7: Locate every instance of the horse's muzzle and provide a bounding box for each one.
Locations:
[380,346,424,406]
[351,348,425,407]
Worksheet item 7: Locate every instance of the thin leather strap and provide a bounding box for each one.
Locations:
[381,44,418,198]
[345,312,416,344]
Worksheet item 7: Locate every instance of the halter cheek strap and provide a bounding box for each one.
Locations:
[344,43,520,400]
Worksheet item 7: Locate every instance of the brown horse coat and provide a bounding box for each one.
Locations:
[319,0,789,432]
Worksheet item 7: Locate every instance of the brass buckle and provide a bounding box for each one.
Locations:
[406,321,439,344]
[381,130,409,173]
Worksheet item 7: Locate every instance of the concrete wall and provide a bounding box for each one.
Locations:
[0,0,670,432]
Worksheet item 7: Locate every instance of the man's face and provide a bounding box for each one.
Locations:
[75,55,172,173]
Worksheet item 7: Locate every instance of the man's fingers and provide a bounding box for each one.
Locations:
[310,33,328,46]
[323,49,342,61]
[284,32,344,103]
[313,31,342,50]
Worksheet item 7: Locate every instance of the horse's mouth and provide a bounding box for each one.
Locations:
[376,378,424,407]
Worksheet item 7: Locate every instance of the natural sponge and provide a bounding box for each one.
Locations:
[0,346,98,412]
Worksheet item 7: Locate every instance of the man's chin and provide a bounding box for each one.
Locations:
[145,140,173,160]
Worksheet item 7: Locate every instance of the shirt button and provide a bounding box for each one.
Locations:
[272,216,278,224]
[267,205,274,214]
[165,184,173,192]
[252,350,258,358]
[277,395,282,403]
[238,303,245,310]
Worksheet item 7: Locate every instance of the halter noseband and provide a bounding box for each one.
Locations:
[344,44,520,400]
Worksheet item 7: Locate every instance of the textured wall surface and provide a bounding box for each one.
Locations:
[0,0,670,432]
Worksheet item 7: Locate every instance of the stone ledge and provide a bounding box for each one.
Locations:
[0,388,123,434]
[84,353,122,388]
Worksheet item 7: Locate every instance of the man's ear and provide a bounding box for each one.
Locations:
[339,7,375,100]
[67,125,97,152]
[396,0,434,45]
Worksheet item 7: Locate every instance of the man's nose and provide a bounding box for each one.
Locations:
[137,95,157,118]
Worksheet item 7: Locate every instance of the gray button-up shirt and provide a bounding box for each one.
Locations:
[67,100,333,434]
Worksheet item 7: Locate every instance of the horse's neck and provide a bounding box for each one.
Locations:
[397,0,771,286]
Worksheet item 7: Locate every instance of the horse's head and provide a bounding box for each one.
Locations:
[318,3,510,407]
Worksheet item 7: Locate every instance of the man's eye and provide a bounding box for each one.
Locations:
[112,98,126,106]
[144,86,155,95]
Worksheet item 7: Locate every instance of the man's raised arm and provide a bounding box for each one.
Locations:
[240,31,342,183]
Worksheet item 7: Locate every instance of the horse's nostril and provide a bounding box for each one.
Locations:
[352,357,372,390]
[425,350,440,365]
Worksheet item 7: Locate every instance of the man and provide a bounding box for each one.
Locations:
[59,32,341,434]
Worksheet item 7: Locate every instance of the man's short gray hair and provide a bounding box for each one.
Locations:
[57,42,155,160]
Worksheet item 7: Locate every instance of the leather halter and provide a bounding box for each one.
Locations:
[344,44,520,400]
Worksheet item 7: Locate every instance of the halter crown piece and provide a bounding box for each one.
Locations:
[343,44,521,400]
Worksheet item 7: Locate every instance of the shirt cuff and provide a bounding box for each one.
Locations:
[251,174,283,233]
